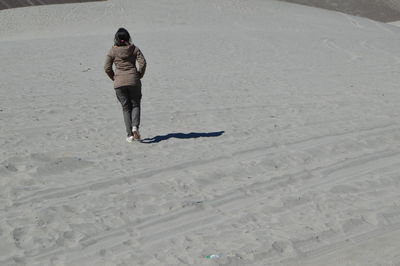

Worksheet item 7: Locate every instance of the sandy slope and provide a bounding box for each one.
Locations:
[277,0,400,22]
[0,0,104,11]
[389,21,400,27]
[1,0,400,265]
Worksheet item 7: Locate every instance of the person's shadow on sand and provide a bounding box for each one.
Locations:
[141,131,224,144]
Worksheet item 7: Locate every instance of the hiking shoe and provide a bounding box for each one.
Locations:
[133,130,141,141]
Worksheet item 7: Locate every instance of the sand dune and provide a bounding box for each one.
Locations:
[0,0,104,10]
[278,0,400,22]
[1,0,400,265]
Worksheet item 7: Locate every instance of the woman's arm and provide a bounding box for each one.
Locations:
[104,49,115,81]
[136,48,147,79]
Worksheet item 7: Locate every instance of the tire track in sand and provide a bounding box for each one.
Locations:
[8,149,400,266]
[7,123,399,210]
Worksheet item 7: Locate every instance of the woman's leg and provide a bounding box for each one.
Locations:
[128,86,142,130]
[115,87,133,136]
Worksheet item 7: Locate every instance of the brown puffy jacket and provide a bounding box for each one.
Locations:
[104,44,146,88]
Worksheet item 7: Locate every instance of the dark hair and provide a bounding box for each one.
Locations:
[114,28,131,46]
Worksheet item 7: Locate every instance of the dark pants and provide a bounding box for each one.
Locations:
[115,85,142,136]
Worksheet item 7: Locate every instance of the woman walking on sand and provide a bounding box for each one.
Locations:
[104,27,147,142]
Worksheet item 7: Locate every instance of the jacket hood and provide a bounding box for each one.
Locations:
[113,44,135,59]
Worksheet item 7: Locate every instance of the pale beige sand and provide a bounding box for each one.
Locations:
[389,20,400,26]
[1,0,400,265]
[278,0,400,22]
